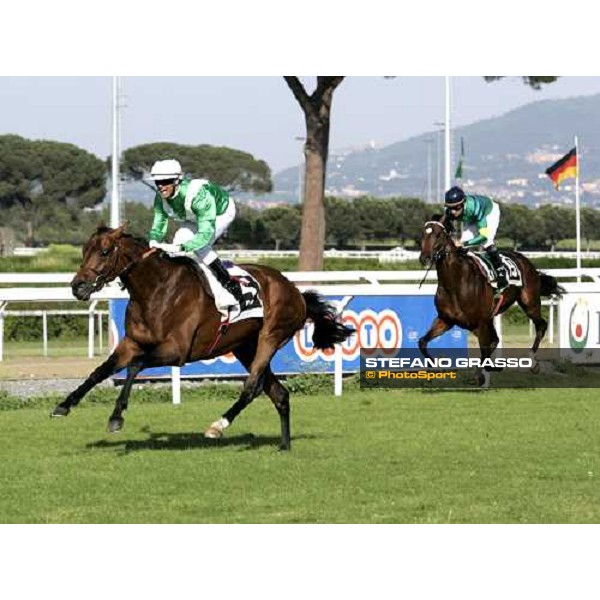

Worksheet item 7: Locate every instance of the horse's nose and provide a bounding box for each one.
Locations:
[71,277,92,301]
[419,253,431,267]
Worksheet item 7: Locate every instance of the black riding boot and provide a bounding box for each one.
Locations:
[207,257,249,309]
[486,246,508,292]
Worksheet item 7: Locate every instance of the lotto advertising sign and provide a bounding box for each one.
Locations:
[109,295,466,379]
[559,293,600,362]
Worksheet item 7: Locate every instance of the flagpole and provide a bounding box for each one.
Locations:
[444,76,451,193]
[575,135,581,282]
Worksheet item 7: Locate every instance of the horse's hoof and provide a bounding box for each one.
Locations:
[204,418,230,439]
[107,418,124,433]
[204,426,223,439]
[279,444,291,452]
[51,405,70,418]
[530,362,540,374]
[476,371,491,388]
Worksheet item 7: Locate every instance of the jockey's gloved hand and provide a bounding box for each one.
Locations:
[150,242,186,256]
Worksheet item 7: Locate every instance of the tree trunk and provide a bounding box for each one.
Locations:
[284,76,345,271]
[299,134,327,270]
[25,220,34,247]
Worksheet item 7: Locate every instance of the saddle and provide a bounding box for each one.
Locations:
[199,261,263,324]
[468,251,523,289]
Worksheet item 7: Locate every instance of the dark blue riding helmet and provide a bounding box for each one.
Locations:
[444,186,466,207]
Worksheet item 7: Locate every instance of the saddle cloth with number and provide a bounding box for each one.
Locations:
[469,252,523,289]
[199,261,264,324]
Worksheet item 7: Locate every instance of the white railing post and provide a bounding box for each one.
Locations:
[88,300,97,359]
[172,366,181,405]
[0,302,5,362]
[98,313,103,353]
[333,296,353,397]
[42,311,48,357]
[334,343,343,397]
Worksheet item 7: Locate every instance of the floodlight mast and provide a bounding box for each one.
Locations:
[110,76,121,228]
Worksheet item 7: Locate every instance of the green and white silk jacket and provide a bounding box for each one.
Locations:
[148,178,231,252]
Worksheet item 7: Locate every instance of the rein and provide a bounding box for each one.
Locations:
[419,221,453,288]
[90,244,158,292]
[418,247,452,288]
[115,247,158,281]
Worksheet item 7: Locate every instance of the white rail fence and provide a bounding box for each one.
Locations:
[15,245,600,262]
[2,268,599,359]
[0,274,126,361]
[1,269,599,399]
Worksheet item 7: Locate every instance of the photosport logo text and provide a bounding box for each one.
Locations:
[357,347,600,389]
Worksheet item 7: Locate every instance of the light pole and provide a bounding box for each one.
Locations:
[295,136,305,204]
[110,76,121,228]
[424,138,434,203]
[434,121,444,203]
[444,76,452,194]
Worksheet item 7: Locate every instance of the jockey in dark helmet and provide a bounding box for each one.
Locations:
[444,186,508,293]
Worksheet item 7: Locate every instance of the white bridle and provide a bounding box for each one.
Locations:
[423,221,446,235]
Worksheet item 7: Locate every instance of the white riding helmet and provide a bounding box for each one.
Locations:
[149,159,183,182]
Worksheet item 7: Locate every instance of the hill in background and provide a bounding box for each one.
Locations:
[273,93,600,208]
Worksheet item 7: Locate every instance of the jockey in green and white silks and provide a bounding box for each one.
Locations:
[147,159,253,310]
[444,186,508,292]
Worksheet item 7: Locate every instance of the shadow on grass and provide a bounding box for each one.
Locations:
[86,427,318,454]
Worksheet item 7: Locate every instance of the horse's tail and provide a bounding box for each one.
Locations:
[539,272,566,299]
[302,290,355,350]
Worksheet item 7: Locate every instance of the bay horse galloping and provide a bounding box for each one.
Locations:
[418,216,564,386]
[51,225,354,450]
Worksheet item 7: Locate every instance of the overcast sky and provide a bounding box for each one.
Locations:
[3,76,600,174]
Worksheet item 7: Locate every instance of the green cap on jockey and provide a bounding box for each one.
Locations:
[444,186,466,207]
[149,159,183,183]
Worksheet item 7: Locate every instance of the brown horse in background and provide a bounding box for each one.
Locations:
[418,216,564,386]
[51,225,354,450]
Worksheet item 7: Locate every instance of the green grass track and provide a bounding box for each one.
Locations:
[0,383,598,523]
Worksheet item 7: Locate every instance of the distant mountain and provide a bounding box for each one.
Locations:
[272,93,600,208]
[112,93,600,210]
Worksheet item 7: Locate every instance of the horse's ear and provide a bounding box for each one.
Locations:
[111,221,130,239]
[430,213,443,222]
[441,215,455,234]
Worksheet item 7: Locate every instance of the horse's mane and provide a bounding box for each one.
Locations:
[126,234,151,248]
[96,227,149,249]
[94,227,202,278]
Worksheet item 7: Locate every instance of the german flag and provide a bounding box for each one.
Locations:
[545,147,577,190]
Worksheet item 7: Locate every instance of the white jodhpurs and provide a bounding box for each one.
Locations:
[172,199,236,265]
[460,201,500,249]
